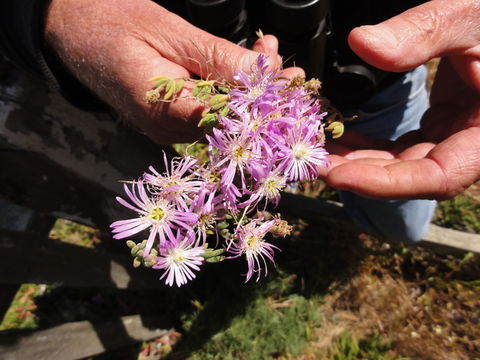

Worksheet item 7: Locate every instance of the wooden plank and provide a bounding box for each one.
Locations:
[278,193,480,254]
[422,223,480,254]
[0,315,172,360]
[0,72,176,229]
[0,229,161,290]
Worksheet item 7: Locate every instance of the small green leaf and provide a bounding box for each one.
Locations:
[198,113,218,128]
[174,79,185,94]
[163,79,175,100]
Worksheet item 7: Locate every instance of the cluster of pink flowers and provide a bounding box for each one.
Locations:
[111,55,329,287]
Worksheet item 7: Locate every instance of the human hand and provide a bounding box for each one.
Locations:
[323,0,480,200]
[44,0,299,143]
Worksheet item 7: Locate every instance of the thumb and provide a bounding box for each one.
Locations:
[348,0,480,72]
[143,3,281,82]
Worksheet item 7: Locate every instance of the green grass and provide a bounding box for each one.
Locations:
[328,332,397,360]
[49,218,101,248]
[2,192,480,359]
[0,284,48,331]
[434,194,480,233]
[186,295,320,360]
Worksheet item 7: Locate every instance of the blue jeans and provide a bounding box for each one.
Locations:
[339,66,436,242]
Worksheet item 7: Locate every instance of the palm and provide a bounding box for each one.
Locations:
[324,58,480,200]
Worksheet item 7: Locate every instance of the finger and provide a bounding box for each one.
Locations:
[333,130,392,150]
[111,42,206,143]
[280,67,305,78]
[252,34,279,55]
[142,3,282,82]
[348,0,480,72]
[450,54,480,95]
[396,142,436,160]
[326,128,480,200]
[326,159,447,200]
[344,150,396,161]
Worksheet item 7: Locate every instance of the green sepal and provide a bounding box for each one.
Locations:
[205,255,225,263]
[198,113,219,129]
[203,248,226,259]
[216,86,231,94]
[219,105,230,117]
[174,79,185,94]
[163,79,175,100]
[133,257,142,268]
[208,94,229,107]
[154,77,170,88]
[211,101,227,111]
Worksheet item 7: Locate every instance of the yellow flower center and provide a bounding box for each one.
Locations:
[150,207,165,221]
[170,249,185,264]
[246,235,261,251]
[292,143,309,161]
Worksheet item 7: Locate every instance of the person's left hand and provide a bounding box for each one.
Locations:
[322,0,480,200]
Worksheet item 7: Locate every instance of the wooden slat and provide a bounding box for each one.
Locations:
[0,315,171,360]
[278,193,480,254]
[422,224,480,254]
[0,229,161,290]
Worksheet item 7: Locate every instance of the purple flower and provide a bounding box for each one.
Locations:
[228,219,279,282]
[153,231,205,287]
[143,154,203,210]
[110,182,198,256]
[277,123,329,181]
[229,55,286,114]
[207,126,252,188]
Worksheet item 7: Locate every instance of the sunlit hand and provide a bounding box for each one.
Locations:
[44,0,299,144]
[323,0,480,200]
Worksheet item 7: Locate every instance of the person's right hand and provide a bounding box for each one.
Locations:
[44,0,290,143]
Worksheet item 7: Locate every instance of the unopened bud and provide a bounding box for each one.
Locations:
[126,240,136,249]
[304,78,321,94]
[270,219,292,238]
[143,255,157,267]
[133,257,142,268]
[325,121,344,139]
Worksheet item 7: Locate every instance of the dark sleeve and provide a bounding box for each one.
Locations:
[0,0,108,111]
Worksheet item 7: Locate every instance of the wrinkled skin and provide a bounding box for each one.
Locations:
[321,0,480,200]
[44,0,302,144]
[45,0,480,201]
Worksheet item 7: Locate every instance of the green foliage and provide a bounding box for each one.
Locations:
[328,332,397,360]
[434,195,480,233]
[186,295,320,360]
[0,284,48,331]
[172,143,209,163]
[49,218,100,248]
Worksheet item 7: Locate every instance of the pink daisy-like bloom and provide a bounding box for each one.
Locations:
[277,122,329,181]
[110,182,198,256]
[207,125,253,189]
[229,219,279,282]
[153,232,205,287]
[143,153,204,211]
[229,55,286,114]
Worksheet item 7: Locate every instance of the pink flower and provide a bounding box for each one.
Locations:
[154,232,205,287]
[228,219,279,282]
[110,182,198,256]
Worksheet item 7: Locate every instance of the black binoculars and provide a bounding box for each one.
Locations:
[155,0,424,110]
